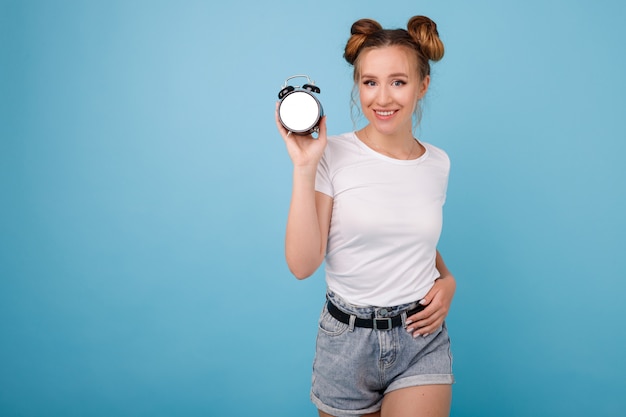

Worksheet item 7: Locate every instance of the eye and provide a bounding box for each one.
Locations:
[363,80,377,87]
[392,80,407,87]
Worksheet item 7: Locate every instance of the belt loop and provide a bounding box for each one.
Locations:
[401,312,408,328]
[348,314,356,332]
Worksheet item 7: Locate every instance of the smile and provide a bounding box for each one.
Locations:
[375,110,396,117]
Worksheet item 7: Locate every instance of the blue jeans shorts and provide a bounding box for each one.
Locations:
[311,291,454,416]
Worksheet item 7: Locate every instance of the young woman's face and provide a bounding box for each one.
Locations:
[357,45,429,136]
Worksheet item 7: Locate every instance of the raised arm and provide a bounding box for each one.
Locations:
[276,106,332,279]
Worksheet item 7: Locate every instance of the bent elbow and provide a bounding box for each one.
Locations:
[285,250,323,280]
[286,256,321,280]
[288,265,315,280]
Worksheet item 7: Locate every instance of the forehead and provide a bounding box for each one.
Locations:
[357,45,418,78]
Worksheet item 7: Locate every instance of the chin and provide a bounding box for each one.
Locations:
[372,123,404,137]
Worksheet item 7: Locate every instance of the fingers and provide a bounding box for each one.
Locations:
[406,317,442,338]
[316,116,328,145]
[404,275,455,338]
[275,101,327,168]
[405,299,447,338]
[275,102,290,139]
[276,101,326,142]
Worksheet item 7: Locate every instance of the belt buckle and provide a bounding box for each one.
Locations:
[373,317,393,331]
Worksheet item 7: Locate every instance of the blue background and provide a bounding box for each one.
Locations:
[1,0,625,416]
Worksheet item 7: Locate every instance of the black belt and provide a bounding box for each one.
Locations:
[326,300,425,331]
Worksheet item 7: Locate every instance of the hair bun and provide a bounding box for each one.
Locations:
[407,15,444,62]
[350,18,383,36]
[344,18,383,65]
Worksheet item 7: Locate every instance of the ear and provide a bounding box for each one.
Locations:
[417,75,430,100]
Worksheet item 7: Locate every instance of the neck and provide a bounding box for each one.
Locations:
[359,126,419,160]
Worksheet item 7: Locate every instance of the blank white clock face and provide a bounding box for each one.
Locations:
[279,91,321,133]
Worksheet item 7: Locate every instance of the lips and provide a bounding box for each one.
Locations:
[374,110,397,119]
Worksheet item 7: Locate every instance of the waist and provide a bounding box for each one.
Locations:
[325,290,425,331]
[326,289,423,318]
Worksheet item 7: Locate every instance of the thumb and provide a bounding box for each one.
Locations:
[317,116,327,142]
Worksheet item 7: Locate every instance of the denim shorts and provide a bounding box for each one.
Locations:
[311,291,454,416]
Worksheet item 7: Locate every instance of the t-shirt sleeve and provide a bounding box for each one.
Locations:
[315,149,333,197]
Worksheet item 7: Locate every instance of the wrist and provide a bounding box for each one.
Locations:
[294,163,317,173]
[436,273,456,288]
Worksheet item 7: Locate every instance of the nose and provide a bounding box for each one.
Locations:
[376,85,392,106]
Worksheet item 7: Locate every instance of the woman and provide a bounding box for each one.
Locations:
[276,15,456,417]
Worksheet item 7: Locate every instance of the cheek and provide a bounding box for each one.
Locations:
[358,88,371,106]
[407,90,422,110]
[411,94,421,108]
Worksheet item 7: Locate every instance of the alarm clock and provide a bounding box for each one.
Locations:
[277,75,323,136]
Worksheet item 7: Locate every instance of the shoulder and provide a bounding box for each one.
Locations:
[325,132,356,150]
[422,142,450,166]
[321,132,359,161]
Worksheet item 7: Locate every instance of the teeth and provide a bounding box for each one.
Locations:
[376,110,394,116]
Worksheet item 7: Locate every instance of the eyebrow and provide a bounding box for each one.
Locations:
[361,72,409,79]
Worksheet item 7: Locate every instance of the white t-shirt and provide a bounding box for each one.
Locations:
[315,132,450,307]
